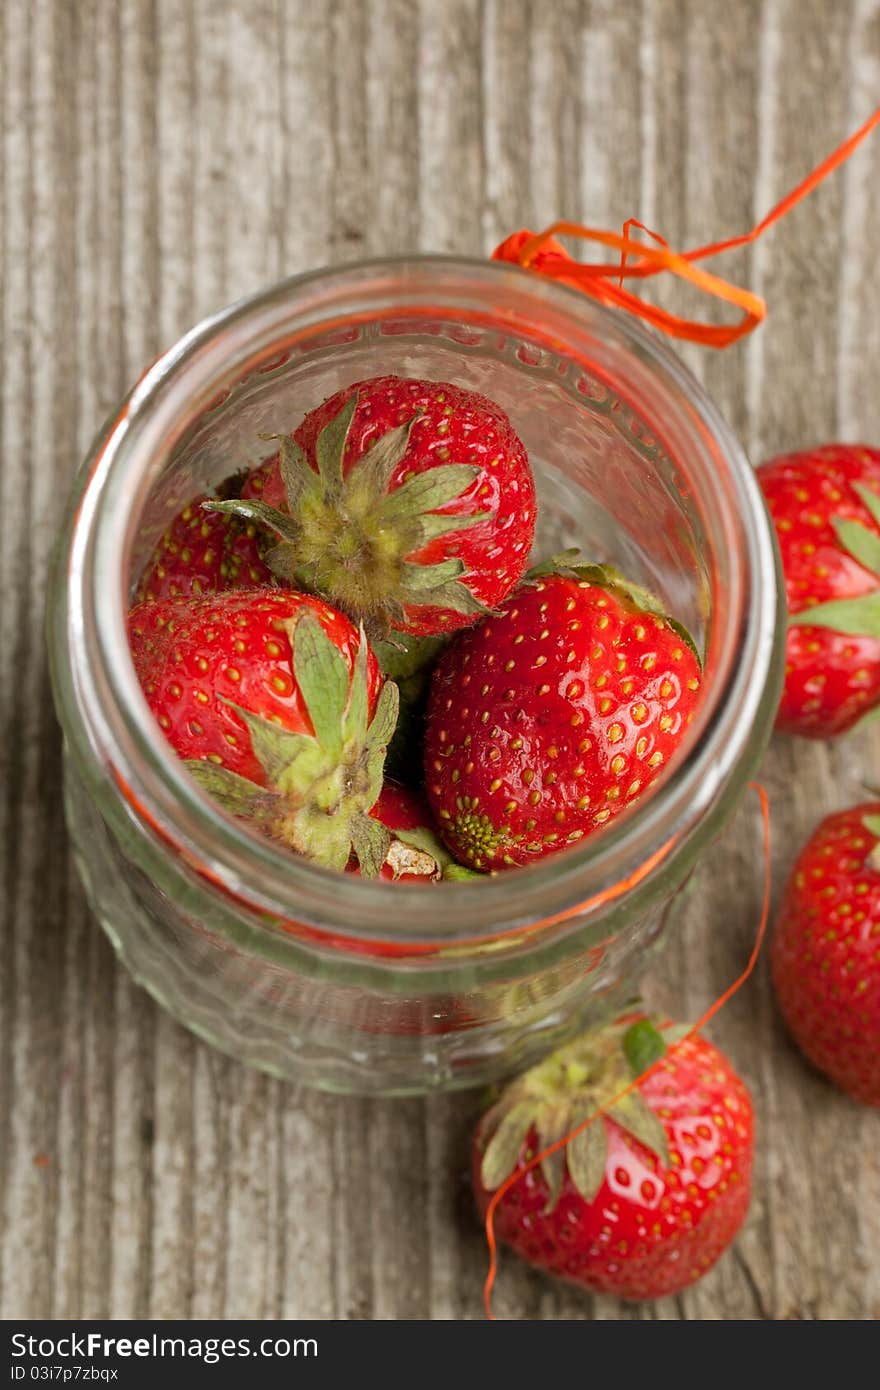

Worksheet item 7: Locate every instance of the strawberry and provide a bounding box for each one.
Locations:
[134,482,273,604]
[206,375,536,638]
[771,803,880,1106]
[367,783,443,882]
[127,588,399,874]
[238,460,273,501]
[363,783,480,883]
[474,1017,754,1300]
[757,444,880,736]
[423,562,702,870]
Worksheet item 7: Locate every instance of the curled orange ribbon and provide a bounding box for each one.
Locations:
[492,107,880,348]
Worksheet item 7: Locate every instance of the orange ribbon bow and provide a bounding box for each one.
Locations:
[492,108,880,348]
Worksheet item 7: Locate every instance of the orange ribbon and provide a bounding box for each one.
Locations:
[492,108,880,348]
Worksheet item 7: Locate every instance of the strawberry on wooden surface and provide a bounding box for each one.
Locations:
[128,588,398,876]
[423,562,702,871]
[474,1017,754,1300]
[757,444,880,737]
[771,803,880,1106]
[207,374,536,639]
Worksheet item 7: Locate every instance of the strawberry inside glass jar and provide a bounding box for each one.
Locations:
[48,257,782,1093]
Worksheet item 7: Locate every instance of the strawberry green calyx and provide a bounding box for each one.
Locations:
[790,483,880,639]
[185,614,399,876]
[527,552,703,667]
[205,394,492,636]
[477,1016,673,1210]
[863,815,880,873]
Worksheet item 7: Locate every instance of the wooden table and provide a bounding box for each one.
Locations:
[2,0,878,1321]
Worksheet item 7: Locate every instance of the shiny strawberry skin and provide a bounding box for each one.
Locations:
[127,589,380,786]
[134,494,272,604]
[473,1034,754,1300]
[757,444,880,736]
[771,804,880,1106]
[239,460,273,501]
[423,573,702,870]
[259,375,536,636]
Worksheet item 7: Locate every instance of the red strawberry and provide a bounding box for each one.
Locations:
[771,803,880,1106]
[207,375,536,638]
[423,563,702,870]
[360,783,480,883]
[238,460,273,501]
[127,588,398,874]
[757,444,880,737]
[474,1017,754,1300]
[367,783,443,882]
[134,487,272,604]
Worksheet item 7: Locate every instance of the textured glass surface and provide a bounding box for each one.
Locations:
[49,260,783,1094]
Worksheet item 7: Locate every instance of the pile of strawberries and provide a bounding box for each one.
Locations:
[128,374,703,882]
[127,377,880,1305]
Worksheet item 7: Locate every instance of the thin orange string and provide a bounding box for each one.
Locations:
[493,108,880,347]
[617,217,669,288]
[482,781,772,1320]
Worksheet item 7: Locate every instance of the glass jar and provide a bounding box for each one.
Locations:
[47,258,783,1095]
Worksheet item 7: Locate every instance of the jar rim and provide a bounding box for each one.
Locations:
[58,255,780,944]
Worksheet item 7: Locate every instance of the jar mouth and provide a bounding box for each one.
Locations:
[63,256,780,944]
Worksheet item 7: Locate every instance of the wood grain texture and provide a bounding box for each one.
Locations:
[1,0,879,1320]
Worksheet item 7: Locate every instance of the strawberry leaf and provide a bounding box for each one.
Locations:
[315,393,357,497]
[480,1101,537,1191]
[340,626,370,749]
[790,593,880,639]
[379,464,481,521]
[291,614,352,758]
[855,483,880,531]
[365,679,400,753]
[185,760,276,819]
[399,557,467,592]
[347,415,419,501]
[608,1093,670,1169]
[442,862,483,881]
[413,508,491,547]
[219,699,317,787]
[535,1104,573,1212]
[862,814,880,839]
[203,497,300,543]
[832,516,880,578]
[410,580,489,616]
[565,1113,608,1203]
[277,435,317,512]
[623,1017,667,1075]
[526,548,582,580]
[665,617,703,670]
[349,813,391,878]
